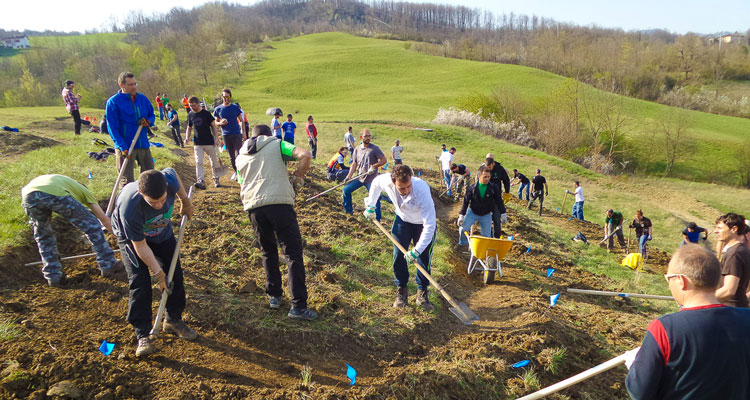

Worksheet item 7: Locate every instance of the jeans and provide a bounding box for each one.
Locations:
[22,192,118,282]
[248,204,308,309]
[443,170,452,194]
[572,201,584,220]
[308,138,317,159]
[458,208,493,245]
[223,134,243,172]
[194,145,220,184]
[347,146,354,163]
[638,234,649,258]
[284,135,294,145]
[342,179,381,220]
[115,147,155,188]
[159,106,166,120]
[169,125,183,147]
[391,215,436,290]
[518,182,530,200]
[394,158,403,165]
[327,169,348,182]
[121,235,185,339]
[71,109,82,134]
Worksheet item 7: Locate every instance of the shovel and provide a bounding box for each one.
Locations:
[516,348,639,400]
[150,186,194,338]
[372,219,479,325]
[305,172,368,202]
[105,126,144,216]
[598,220,627,245]
[214,144,230,177]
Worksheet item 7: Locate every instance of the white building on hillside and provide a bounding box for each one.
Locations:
[1,35,30,49]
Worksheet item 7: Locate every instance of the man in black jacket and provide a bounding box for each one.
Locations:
[457,165,506,245]
[481,156,510,237]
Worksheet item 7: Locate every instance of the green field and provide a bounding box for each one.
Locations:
[231,32,750,184]
[29,33,128,49]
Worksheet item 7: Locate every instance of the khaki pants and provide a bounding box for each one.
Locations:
[115,148,154,188]
[194,145,220,184]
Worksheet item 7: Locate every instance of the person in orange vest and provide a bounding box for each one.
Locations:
[327,147,350,182]
[181,94,190,114]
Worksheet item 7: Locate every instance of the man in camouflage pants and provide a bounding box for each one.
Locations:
[22,175,123,286]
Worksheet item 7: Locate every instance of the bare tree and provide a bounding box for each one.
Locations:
[658,110,694,177]
[226,49,251,77]
[672,34,704,80]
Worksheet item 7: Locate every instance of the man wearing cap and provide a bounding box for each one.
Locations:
[682,222,708,245]
[61,80,83,135]
[343,129,386,219]
[624,244,750,399]
[106,72,156,188]
[363,165,437,311]
[236,124,317,321]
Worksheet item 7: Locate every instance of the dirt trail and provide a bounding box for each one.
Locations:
[1,146,667,399]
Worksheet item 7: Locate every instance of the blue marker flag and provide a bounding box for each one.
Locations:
[526,246,532,254]
[546,268,555,278]
[418,171,421,176]
[99,340,115,356]
[151,142,164,148]
[88,171,93,179]
[550,292,561,307]
[345,363,357,386]
[507,235,513,241]
[512,360,530,368]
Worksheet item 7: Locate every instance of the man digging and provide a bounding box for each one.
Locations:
[604,209,627,252]
[363,165,437,311]
[111,169,196,357]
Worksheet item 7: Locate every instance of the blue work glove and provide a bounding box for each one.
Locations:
[404,248,421,264]
[363,205,376,220]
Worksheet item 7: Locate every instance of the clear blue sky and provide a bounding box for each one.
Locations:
[2,0,748,34]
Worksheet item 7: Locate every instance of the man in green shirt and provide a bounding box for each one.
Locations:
[21,175,123,286]
[605,209,627,252]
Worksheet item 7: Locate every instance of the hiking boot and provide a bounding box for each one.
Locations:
[393,286,409,308]
[268,295,282,309]
[213,179,221,188]
[47,275,65,288]
[288,307,318,321]
[416,289,435,311]
[163,319,198,340]
[135,337,157,357]
[194,181,206,190]
[101,260,125,278]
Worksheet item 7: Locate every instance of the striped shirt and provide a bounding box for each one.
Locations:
[61,88,78,112]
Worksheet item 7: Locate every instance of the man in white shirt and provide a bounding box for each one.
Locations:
[344,126,356,163]
[363,165,437,311]
[566,181,585,220]
[391,139,404,164]
[438,147,456,195]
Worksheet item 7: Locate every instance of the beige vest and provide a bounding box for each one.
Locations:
[236,136,295,211]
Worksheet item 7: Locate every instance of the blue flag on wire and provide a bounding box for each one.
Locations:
[526,246,532,254]
[550,293,561,307]
[546,268,555,278]
[151,142,164,148]
[88,171,93,180]
[99,340,115,356]
[345,364,357,386]
[512,360,530,368]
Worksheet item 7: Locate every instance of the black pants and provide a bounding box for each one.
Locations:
[224,134,243,172]
[121,236,185,339]
[248,204,308,309]
[308,138,317,159]
[528,190,545,215]
[491,204,502,238]
[71,109,82,135]
[170,125,183,147]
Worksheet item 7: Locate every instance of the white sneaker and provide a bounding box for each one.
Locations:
[230,172,237,181]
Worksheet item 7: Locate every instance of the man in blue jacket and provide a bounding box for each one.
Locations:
[106,72,155,188]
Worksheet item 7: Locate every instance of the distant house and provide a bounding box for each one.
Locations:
[1,35,30,49]
[708,33,747,45]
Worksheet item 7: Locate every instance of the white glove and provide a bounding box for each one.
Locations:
[501,213,508,224]
[404,248,421,264]
[457,214,465,227]
[367,166,377,175]
[363,205,376,220]
[624,348,640,370]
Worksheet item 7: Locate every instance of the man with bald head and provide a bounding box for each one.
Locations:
[625,244,750,399]
[342,129,386,219]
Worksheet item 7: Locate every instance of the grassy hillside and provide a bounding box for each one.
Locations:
[29,33,128,49]
[233,32,750,184]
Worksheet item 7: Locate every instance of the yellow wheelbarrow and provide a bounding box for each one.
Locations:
[464,232,514,284]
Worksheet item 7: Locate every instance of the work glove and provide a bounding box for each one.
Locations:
[290,175,304,193]
[648,235,652,241]
[367,166,377,175]
[457,214,465,227]
[139,117,150,127]
[624,348,640,370]
[404,248,421,265]
[363,205,377,220]
[501,213,508,224]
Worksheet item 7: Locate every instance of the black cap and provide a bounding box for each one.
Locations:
[65,80,74,86]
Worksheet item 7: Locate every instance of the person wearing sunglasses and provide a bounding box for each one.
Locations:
[625,244,750,399]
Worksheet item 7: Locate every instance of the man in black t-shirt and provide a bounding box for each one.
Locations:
[449,163,471,200]
[184,96,222,189]
[510,168,530,200]
[714,213,750,308]
[527,169,548,216]
[629,210,653,258]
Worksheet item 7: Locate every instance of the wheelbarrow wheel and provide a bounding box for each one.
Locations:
[483,256,497,284]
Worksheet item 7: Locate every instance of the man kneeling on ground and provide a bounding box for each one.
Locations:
[112,168,196,357]
[326,147,350,182]
[236,124,317,321]
[625,244,750,399]
[363,165,437,310]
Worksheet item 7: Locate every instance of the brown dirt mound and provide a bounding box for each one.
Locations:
[0,132,61,158]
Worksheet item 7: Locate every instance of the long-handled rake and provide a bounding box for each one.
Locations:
[516,348,640,400]
[105,126,144,216]
[305,172,368,202]
[567,288,673,301]
[150,186,194,338]
[372,219,479,325]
